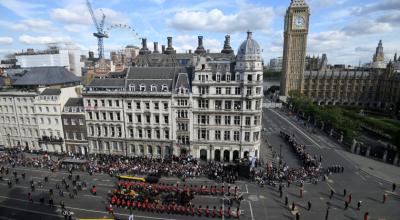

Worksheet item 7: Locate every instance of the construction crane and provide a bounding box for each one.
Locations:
[86,0,108,59]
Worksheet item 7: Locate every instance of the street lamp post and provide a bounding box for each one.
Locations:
[279,144,283,167]
[209,145,212,162]
[7,134,11,149]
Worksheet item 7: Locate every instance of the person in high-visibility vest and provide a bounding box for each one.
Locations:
[92,185,97,195]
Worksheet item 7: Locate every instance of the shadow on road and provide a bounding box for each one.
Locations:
[0,184,62,219]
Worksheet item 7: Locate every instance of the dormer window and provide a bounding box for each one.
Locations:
[162,85,168,92]
[140,84,146,92]
[226,74,231,82]
[151,84,157,92]
[129,84,135,92]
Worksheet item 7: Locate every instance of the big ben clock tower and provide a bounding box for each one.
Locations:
[280,0,310,96]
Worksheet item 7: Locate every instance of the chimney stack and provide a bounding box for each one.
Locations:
[153,42,159,54]
[189,49,192,54]
[162,45,166,54]
[139,38,151,55]
[89,51,94,59]
[195,36,206,55]
[221,35,234,54]
[165,37,176,54]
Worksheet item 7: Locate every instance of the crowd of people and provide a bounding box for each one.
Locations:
[279,131,321,169]
[250,131,325,186]
[0,149,245,184]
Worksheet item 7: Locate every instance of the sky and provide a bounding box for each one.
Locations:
[0,0,399,66]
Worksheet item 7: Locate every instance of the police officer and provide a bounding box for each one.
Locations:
[49,197,54,207]
[67,209,73,220]
[60,200,65,210]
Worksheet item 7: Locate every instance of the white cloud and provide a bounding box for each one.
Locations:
[19,35,72,45]
[64,24,89,33]
[22,18,52,30]
[309,0,347,10]
[355,47,373,53]
[167,5,274,33]
[0,0,45,18]
[361,0,400,14]
[342,20,393,36]
[51,4,129,27]
[0,19,54,33]
[377,13,400,27]
[0,20,28,32]
[173,35,222,53]
[22,18,54,32]
[308,31,349,54]
[0,37,13,45]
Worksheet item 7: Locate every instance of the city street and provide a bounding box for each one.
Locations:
[0,107,398,220]
[261,107,400,220]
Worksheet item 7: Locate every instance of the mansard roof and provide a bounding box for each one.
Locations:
[13,66,80,86]
[126,67,186,80]
[175,72,190,89]
[88,78,125,87]
[40,88,61,96]
[64,97,83,107]
[126,67,189,92]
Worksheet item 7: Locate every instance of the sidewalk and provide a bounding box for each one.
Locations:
[340,150,400,184]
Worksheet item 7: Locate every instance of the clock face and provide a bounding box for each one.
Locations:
[294,16,305,27]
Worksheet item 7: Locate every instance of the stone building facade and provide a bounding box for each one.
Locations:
[302,43,400,113]
[83,32,263,161]
[62,98,88,155]
[0,91,39,150]
[0,66,81,150]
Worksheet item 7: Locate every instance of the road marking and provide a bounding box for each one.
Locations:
[269,109,322,149]
[0,203,63,219]
[0,183,47,192]
[248,200,255,220]
[83,194,101,199]
[357,173,367,181]
[327,182,336,193]
[0,195,177,220]
[245,184,249,194]
[93,183,114,187]
[7,166,110,178]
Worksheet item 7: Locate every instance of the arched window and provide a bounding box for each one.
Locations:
[216,73,221,82]
[162,85,168,92]
[128,84,135,92]
[140,84,146,92]
[151,84,157,92]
